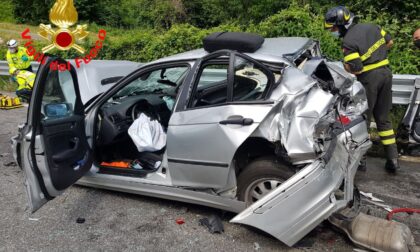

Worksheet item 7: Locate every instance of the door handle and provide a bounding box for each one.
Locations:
[52,137,80,163]
[219,116,254,126]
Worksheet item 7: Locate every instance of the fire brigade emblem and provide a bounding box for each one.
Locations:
[38,0,89,54]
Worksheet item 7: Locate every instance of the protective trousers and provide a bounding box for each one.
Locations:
[16,89,32,102]
[358,67,398,160]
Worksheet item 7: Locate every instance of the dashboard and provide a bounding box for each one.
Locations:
[97,95,173,145]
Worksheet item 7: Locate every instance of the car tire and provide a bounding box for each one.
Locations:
[237,157,294,206]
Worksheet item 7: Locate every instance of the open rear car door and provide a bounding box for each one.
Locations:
[19,56,93,213]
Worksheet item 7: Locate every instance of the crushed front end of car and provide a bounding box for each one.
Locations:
[232,59,372,246]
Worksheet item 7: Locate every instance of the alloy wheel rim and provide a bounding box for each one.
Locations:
[245,178,283,205]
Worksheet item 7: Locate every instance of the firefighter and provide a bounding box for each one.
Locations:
[6,39,34,75]
[324,6,399,173]
[13,70,35,102]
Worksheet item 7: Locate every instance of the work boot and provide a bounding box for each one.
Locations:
[385,158,400,173]
[358,156,367,172]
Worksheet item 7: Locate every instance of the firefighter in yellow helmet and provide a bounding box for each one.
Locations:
[324,6,399,173]
[6,39,34,75]
[13,70,35,101]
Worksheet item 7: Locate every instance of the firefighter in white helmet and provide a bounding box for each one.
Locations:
[6,39,34,101]
[6,39,34,75]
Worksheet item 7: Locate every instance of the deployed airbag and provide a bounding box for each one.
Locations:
[128,113,166,152]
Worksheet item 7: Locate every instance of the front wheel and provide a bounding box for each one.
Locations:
[237,157,295,206]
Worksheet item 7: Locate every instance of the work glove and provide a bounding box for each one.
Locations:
[21,55,28,62]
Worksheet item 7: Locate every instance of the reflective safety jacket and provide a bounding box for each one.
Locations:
[6,46,34,75]
[342,23,392,74]
[16,70,35,91]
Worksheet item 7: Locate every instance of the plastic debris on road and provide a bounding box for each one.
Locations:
[360,191,384,202]
[198,214,224,234]
[175,218,185,225]
[360,191,393,212]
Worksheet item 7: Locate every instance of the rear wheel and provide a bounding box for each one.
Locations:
[237,157,294,206]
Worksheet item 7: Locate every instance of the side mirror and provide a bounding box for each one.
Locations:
[44,103,72,118]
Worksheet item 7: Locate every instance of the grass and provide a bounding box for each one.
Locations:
[0,0,15,23]
[0,22,39,46]
[0,75,15,92]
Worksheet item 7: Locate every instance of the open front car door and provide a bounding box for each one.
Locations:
[19,56,93,213]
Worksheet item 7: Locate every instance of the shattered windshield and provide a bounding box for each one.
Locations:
[113,66,189,99]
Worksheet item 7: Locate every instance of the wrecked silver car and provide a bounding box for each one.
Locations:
[13,32,371,246]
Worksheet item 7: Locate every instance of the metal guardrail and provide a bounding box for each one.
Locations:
[0,60,418,104]
[0,61,39,76]
[391,74,419,105]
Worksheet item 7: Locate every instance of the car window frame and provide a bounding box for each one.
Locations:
[85,61,192,113]
[187,59,230,109]
[183,50,276,111]
[112,65,190,100]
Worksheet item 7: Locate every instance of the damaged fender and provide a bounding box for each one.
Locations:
[231,120,371,246]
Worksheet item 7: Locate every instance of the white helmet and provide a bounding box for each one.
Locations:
[7,39,18,48]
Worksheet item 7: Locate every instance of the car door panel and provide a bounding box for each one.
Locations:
[167,106,271,188]
[20,56,92,213]
[167,51,275,189]
[21,133,49,211]
[41,115,92,190]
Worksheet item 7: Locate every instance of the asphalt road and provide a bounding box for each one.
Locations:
[0,98,419,251]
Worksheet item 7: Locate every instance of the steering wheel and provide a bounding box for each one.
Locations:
[131,100,161,122]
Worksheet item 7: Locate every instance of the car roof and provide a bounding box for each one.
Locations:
[152,37,313,64]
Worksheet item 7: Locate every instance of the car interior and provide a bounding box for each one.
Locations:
[38,54,285,180]
[94,66,189,177]
[93,56,281,178]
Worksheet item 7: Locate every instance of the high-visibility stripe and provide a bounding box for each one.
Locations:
[362,59,389,73]
[381,29,386,37]
[344,52,360,62]
[344,12,350,21]
[324,22,333,28]
[360,37,386,61]
[382,138,396,145]
[378,129,394,137]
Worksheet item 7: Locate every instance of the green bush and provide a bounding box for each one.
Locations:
[3,0,419,75]
[0,0,15,22]
[11,0,51,24]
[250,3,342,60]
[99,23,242,62]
